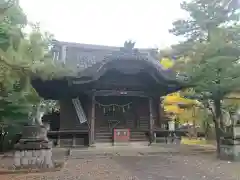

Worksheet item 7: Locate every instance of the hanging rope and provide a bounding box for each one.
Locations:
[95,100,132,107]
[95,100,132,113]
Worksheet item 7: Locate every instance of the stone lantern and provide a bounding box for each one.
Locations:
[13,113,53,168]
[219,109,240,161]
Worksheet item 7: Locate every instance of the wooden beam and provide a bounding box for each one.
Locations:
[90,95,96,146]
[149,97,155,144]
[156,97,161,127]
[89,90,149,97]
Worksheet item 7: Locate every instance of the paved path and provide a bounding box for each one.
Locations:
[1,153,239,180]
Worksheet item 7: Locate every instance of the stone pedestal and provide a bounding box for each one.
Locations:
[220,144,240,161]
[14,125,54,168]
[219,125,240,161]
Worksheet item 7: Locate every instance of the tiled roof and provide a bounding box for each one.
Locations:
[55,41,156,68]
[54,41,178,82]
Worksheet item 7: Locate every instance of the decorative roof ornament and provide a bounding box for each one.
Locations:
[116,40,140,59]
[120,40,138,54]
[123,40,135,50]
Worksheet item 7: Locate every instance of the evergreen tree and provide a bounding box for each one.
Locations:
[169,0,240,155]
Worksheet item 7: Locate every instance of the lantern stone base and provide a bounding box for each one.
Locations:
[13,148,53,169]
[13,125,54,169]
[219,125,240,161]
[219,144,240,161]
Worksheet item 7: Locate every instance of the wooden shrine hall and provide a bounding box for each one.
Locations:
[31,41,185,147]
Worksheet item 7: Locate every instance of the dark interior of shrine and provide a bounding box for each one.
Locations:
[94,96,152,130]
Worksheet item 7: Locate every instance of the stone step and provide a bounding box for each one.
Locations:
[95,130,110,133]
[130,138,148,142]
[95,130,112,143]
[95,139,112,143]
[95,135,112,139]
[130,135,147,139]
[94,142,113,148]
[96,132,112,136]
[130,131,148,142]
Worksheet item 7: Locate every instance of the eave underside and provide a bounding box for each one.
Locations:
[32,59,185,99]
[31,73,184,100]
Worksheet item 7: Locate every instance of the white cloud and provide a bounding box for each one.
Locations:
[20,0,187,48]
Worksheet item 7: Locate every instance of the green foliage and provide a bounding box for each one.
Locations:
[178,30,240,100]
[222,99,240,115]
[169,0,240,154]
[169,0,240,42]
[0,0,68,125]
[0,86,41,123]
[170,0,240,102]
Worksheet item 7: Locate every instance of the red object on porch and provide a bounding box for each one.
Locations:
[113,129,130,142]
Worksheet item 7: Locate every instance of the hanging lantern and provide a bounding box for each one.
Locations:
[113,105,115,111]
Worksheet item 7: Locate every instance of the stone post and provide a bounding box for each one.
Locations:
[56,134,61,147]
[72,134,76,147]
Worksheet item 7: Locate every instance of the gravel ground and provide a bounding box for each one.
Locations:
[113,154,240,180]
[0,153,239,180]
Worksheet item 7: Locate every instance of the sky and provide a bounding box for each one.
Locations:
[20,0,188,49]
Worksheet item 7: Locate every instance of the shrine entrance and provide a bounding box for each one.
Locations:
[94,96,152,144]
[95,96,139,131]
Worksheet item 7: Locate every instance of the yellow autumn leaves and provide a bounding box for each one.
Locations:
[159,57,198,123]
[162,92,197,114]
[159,57,174,70]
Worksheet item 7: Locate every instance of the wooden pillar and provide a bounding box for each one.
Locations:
[149,97,155,143]
[158,97,163,128]
[89,95,96,146]
[159,97,165,129]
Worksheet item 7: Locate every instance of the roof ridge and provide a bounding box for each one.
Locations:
[56,41,157,51]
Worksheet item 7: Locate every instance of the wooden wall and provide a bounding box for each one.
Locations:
[59,96,162,131]
[59,98,89,130]
[94,96,161,130]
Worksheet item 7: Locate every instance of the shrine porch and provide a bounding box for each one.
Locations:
[47,128,168,148]
[48,95,164,147]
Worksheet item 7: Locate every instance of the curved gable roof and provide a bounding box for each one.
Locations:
[54,40,178,81]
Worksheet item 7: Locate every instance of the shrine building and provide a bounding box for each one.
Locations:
[31,41,185,147]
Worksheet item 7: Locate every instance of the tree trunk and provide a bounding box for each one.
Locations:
[192,106,197,137]
[213,117,221,156]
[213,98,222,156]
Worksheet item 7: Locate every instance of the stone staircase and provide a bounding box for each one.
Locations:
[130,130,148,142]
[95,118,149,146]
[95,127,112,143]
[139,116,149,129]
[126,118,135,128]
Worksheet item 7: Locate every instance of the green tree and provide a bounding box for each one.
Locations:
[170,0,239,42]
[169,0,240,155]
[0,0,69,126]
